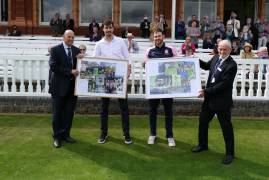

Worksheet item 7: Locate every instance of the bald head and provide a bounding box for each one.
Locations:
[218,40,232,58]
[63,30,75,47]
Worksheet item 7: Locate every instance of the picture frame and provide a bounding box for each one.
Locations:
[145,57,201,99]
[75,57,128,99]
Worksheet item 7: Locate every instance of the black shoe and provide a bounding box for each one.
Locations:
[124,134,132,144]
[63,136,76,143]
[98,133,108,144]
[222,155,234,165]
[53,139,62,148]
[191,145,208,153]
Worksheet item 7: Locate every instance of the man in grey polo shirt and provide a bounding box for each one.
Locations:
[93,19,132,144]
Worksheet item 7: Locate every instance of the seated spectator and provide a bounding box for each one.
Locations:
[186,21,200,48]
[202,32,214,49]
[63,14,74,32]
[122,26,129,38]
[50,13,63,37]
[240,43,256,59]
[124,33,139,53]
[79,44,88,55]
[188,15,199,27]
[210,38,222,55]
[8,25,21,36]
[230,40,240,55]
[181,36,196,55]
[257,47,268,74]
[89,26,102,42]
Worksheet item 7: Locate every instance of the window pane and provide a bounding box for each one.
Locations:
[40,0,72,22]
[121,0,152,24]
[0,0,8,21]
[80,0,112,24]
[184,0,216,22]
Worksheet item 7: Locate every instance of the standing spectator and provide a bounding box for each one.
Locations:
[188,15,200,27]
[49,30,81,148]
[50,13,63,37]
[150,16,159,41]
[157,14,168,36]
[239,25,253,47]
[226,11,240,41]
[245,18,258,50]
[175,16,186,40]
[145,29,177,147]
[63,14,74,32]
[202,32,214,49]
[8,25,21,36]
[211,16,225,44]
[192,40,237,165]
[200,15,211,38]
[124,33,139,53]
[257,18,269,49]
[266,41,269,55]
[140,15,150,38]
[93,19,132,145]
[181,36,196,55]
[89,26,102,42]
[186,21,201,48]
[89,17,100,36]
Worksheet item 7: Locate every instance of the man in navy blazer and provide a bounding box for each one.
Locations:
[192,40,238,164]
[49,30,81,148]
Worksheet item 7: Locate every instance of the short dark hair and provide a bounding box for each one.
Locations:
[103,19,114,27]
[154,28,164,35]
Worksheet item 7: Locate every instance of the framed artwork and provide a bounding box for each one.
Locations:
[75,57,128,98]
[145,58,201,99]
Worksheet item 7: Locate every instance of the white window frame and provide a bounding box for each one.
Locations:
[0,0,8,25]
[79,0,114,27]
[120,0,154,27]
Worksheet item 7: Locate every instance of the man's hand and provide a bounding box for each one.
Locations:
[71,69,79,77]
[198,89,205,98]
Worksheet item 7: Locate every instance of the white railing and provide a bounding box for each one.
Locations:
[0,54,269,99]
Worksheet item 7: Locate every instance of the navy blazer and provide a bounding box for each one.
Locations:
[49,43,80,96]
[199,55,237,111]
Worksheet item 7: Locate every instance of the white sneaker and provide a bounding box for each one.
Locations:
[147,135,156,145]
[168,138,176,147]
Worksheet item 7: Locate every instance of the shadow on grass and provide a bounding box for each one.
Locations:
[63,137,269,179]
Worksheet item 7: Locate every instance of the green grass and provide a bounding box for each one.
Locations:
[0,114,269,180]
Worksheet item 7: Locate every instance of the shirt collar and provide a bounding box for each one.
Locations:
[63,42,71,49]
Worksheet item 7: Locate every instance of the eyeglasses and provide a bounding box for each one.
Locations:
[80,49,86,51]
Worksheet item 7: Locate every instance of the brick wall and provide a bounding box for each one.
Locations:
[0,97,268,117]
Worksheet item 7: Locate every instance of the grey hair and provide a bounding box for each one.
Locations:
[219,39,232,49]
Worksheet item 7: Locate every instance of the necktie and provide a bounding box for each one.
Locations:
[67,47,72,65]
[213,58,221,73]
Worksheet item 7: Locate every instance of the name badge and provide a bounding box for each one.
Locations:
[211,77,215,83]
[217,67,222,72]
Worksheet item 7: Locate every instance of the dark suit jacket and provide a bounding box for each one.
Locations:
[49,43,80,97]
[200,55,237,111]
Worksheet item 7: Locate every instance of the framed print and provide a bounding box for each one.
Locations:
[75,57,128,98]
[145,58,201,99]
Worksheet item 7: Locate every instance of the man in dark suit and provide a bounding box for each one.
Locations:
[49,30,81,148]
[192,40,238,164]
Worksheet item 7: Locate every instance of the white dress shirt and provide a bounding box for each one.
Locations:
[93,35,130,63]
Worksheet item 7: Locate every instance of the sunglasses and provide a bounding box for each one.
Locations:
[80,49,86,51]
